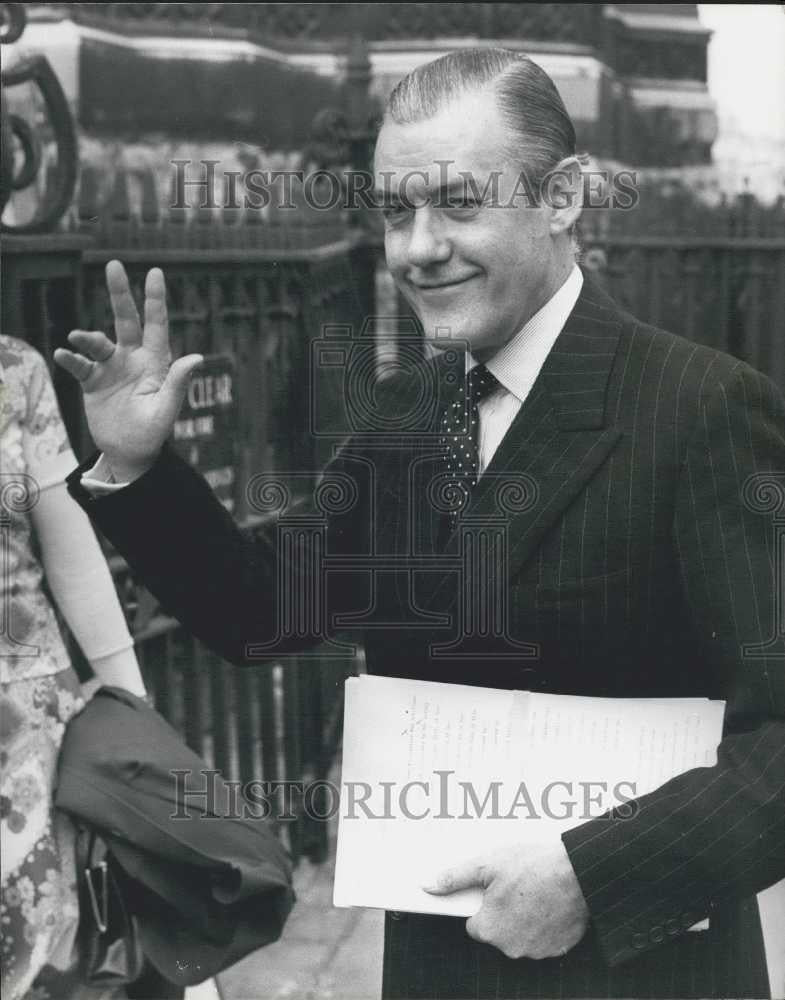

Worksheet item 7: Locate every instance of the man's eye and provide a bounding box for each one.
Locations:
[381,204,409,221]
[444,197,480,211]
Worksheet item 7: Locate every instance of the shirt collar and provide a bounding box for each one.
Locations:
[468,264,583,402]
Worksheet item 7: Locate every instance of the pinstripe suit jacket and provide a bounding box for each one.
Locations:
[68,277,785,998]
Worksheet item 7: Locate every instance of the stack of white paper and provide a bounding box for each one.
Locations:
[333,675,725,916]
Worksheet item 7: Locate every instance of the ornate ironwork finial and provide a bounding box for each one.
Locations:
[1,2,78,233]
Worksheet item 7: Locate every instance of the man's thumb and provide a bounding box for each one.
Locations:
[161,354,204,414]
[422,858,489,895]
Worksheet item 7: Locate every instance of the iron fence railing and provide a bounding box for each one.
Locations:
[2,233,369,865]
[4,201,785,863]
[81,239,369,863]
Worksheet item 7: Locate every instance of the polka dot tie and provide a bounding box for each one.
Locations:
[438,363,500,539]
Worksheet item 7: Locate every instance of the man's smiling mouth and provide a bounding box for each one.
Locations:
[412,275,478,291]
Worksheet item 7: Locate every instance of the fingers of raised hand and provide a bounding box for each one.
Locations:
[143,267,170,357]
[53,347,95,383]
[106,259,142,347]
[67,329,117,363]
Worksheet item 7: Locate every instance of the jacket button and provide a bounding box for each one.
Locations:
[631,932,647,950]
[390,911,403,921]
[665,918,680,936]
[649,925,664,943]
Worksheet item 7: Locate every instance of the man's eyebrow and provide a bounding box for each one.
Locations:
[370,177,488,207]
[428,179,487,202]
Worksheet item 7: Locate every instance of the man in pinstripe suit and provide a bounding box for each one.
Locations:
[60,49,784,999]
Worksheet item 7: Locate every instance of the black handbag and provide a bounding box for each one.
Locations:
[77,826,146,987]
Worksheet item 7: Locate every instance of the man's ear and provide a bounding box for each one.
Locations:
[542,156,583,236]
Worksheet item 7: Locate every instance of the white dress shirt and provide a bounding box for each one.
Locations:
[83,265,583,493]
[470,264,583,476]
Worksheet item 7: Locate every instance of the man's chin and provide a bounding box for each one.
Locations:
[419,315,476,349]
[422,325,490,355]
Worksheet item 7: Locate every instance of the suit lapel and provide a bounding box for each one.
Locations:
[393,353,462,560]
[422,277,625,612]
[371,352,459,560]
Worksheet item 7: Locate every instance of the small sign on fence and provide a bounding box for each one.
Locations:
[171,353,239,513]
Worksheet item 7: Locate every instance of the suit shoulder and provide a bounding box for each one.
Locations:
[600,301,784,458]
[624,312,736,377]
[613,310,775,407]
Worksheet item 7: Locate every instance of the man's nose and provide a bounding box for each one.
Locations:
[405,208,451,268]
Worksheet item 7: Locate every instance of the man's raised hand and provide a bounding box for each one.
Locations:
[54,260,203,482]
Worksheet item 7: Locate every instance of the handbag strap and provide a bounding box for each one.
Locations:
[81,827,109,934]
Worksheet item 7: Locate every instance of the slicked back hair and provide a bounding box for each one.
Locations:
[385,48,576,194]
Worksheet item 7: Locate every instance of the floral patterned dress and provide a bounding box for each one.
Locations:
[0,336,118,1000]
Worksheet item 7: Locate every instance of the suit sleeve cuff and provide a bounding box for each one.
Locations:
[81,453,130,495]
[561,820,712,967]
[66,447,168,509]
